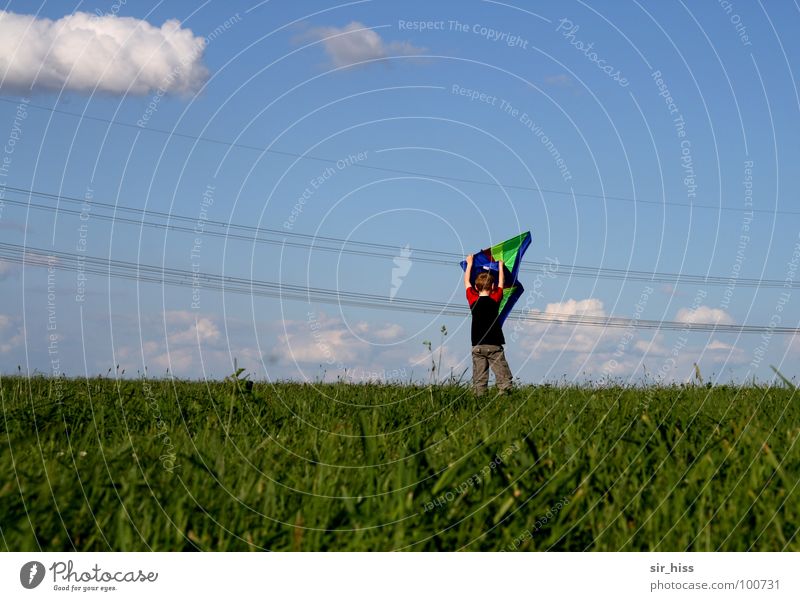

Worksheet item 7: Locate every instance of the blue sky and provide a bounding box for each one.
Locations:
[1,0,799,383]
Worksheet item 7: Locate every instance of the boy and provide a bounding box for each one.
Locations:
[464,254,513,395]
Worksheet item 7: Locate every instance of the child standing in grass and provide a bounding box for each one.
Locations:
[464,254,513,395]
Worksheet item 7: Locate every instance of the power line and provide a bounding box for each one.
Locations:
[3,242,799,334]
[2,183,795,290]
[0,95,794,217]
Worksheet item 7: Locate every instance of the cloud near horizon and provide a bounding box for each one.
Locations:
[298,21,425,68]
[511,298,745,382]
[0,10,208,95]
[518,298,608,360]
[675,305,734,325]
[0,313,24,355]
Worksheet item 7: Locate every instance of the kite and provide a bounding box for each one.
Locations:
[459,231,532,326]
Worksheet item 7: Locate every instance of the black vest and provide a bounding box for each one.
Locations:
[470,296,505,346]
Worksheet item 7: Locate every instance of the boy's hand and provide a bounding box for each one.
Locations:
[464,255,473,289]
[466,254,474,264]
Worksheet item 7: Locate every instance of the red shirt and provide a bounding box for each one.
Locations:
[466,287,503,306]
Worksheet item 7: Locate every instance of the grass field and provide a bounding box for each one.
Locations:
[1,375,798,551]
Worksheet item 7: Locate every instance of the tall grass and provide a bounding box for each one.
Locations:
[1,376,797,551]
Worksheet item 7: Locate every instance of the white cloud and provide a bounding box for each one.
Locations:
[706,338,747,364]
[511,299,739,382]
[532,298,607,356]
[148,348,195,374]
[107,310,412,380]
[517,298,608,358]
[344,319,405,343]
[299,21,425,68]
[0,314,24,354]
[129,312,221,375]
[372,323,403,341]
[707,339,732,351]
[0,10,208,94]
[271,312,429,383]
[165,312,220,345]
[596,356,644,377]
[675,305,734,325]
[279,312,367,364]
[543,298,605,318]
[131,312,264,378]
[634,336,670,357]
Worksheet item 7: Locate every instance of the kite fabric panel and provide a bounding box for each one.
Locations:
[459,231,532,326]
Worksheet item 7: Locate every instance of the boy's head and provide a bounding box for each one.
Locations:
[474,271,495,292]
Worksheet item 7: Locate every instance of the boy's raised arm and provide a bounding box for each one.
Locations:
[498,260,505,289]
[464,254,473,289]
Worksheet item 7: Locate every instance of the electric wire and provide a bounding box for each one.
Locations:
[3,242,799,335]
[2,184,793,290]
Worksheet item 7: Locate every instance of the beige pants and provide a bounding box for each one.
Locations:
[471,345,512,395]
